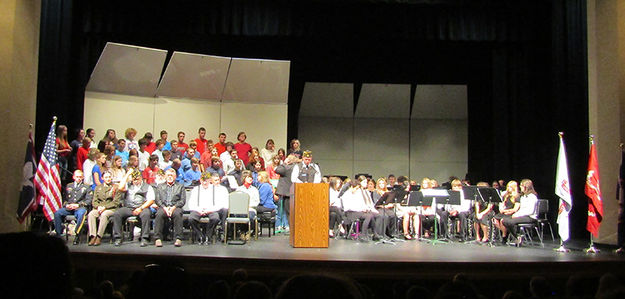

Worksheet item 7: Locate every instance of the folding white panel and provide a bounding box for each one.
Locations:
[86,42,167,97]
[222,58,290,104]
[83,92,156,141]
[220,103,288,152]
[412,85,467,119]
[153,97,221,143]
[299,82,353,118]
[355,84,411,119]
[298,117,354,177]
[156,52,231,101]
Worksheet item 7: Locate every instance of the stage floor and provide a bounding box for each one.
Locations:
[69,234,625,280]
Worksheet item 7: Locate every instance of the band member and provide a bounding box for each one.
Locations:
[188,172,229,245]
[502,179,538,246]
[493,180,520,242]
[87,171,122,246]
[112,169,155,247]
[329,177,345,237]
[54,170,92,245]
[447,179,472,241]
[474,182,495,243]
[340,176,384,241]
[153,168,186,247]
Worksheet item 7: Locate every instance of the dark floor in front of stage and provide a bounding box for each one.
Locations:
[69,233,624,264]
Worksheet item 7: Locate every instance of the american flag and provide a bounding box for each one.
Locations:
[34,119,62,221]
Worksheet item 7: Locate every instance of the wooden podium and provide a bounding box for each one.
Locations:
[289,183,329,248]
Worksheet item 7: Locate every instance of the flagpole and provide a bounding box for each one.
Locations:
[586,135,600,253]
[555,132,570,253]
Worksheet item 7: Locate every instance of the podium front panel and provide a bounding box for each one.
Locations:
[290,183,329,248]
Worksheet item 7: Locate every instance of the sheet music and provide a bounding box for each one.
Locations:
[226,175,239,189]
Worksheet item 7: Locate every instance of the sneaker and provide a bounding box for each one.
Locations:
[329,229,335,237]
[140,240,148,247]
[72,236,80,245]
[114,239,122,247]
[155,239,163,247]
[174,239,182,247]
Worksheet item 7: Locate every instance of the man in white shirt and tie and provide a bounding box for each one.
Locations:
[188,172,229,244]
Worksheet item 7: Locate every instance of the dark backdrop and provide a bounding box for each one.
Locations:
[36,0,589,242]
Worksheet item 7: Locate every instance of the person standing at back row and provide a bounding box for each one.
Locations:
[234,131,252,166]
[214,133,227,156]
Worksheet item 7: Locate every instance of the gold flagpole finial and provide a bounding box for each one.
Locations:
[620,143,623,149]
[558,132,564,138]
[52,116,57,121]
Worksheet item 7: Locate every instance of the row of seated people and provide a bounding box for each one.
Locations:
[53,167,279,247]
[328,176,539,246]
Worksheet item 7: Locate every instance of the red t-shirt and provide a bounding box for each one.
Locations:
[200,151,212,171]
[234,142,252,166]
[176,142,189,155]
[142,166,159,185]
[195,138,208,154]
[214,142,227,156]
[56,138,71,158]
[76,147,89,171]
[145,142,156,154]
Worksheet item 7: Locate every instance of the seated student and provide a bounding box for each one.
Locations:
[236,171,261,220]
[340,176,384,241]
[115,139,129,167]
[142,154,160,186]
[180,147,196,173]
[124,128,139,153]
[328,177,345,237]
[249,160,264,187]
[183,158,202,187]
[366,178,390,238]
[200,147,217,172]
[248,147,265,171]
[188,172,229,244]
[91,152,107,191]
[159,130,171,151]
[188,140,201,159]
[256,171,278,214]
[165,158,185,183]
[153,169,186,247]
[206,157,225,179]
[474,181,495,243]
[126,155,139,171]
[393,176,417,239]
[109,155,125,184]
[112,169,155,247]
[137,138,150,171]
[222,148,237,175]
[493,180,520,242]
[227,159,246,187]
[87,171,122,246]
[153,139,165,162]
[447,179,473,241]
[76,137,91,171]
[169,140,182,161]
[418,178,439,239]
[144,132,156,154]
[159,150,173,170]
[53,170,92,245]
[372,178,397,238]
[502,179,538,246]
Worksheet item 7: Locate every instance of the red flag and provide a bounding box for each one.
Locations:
[585,141,603,237]
[34,119,62,221]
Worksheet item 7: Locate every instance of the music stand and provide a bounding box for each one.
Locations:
[477,187,502,247]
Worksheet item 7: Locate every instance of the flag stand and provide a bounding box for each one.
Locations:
[585,233,600,253]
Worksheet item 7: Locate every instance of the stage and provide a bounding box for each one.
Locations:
[69,234,625,281]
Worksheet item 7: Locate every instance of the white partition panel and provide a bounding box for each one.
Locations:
[410,119,468,182]
[412,85,467,119]
[153,98,221,143]
[86,43,167,97]
[220,103,288,151]
[222,58,290,104]
[83,92,156,140]
[298,117,354,177]
[353,118,410,178]
[156,52,231,101]
[355,84,411,118]
[300,82,353,118]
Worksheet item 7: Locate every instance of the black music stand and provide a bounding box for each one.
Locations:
[477,187,502,247]
[409,190,448,244]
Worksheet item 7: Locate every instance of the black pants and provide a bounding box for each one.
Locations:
[154,207,184,240]
[437,209,449,237]
[503,216,533,237]
[376,208,397,237]
[112,207,152,241]
[345,211,373,236]
[189,210,226,241]
[449,211,470,239]
[329,206,344,230]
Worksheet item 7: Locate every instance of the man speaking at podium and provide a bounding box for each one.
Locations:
[290,150,321,183]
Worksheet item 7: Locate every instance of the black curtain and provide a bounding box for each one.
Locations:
[37,0,590,241]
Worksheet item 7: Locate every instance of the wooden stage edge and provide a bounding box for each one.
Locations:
[69,236,625,280]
